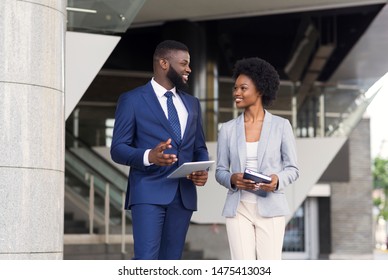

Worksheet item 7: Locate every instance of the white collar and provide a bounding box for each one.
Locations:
[151,78,177,98]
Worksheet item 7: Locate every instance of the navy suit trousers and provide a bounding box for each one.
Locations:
[131,187,193,260]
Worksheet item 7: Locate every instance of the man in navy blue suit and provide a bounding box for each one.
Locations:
[110,40,209,259]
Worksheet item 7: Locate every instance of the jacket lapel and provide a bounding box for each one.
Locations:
[141,82,175,138]
[178,90,192,144]
[257,110,272,171]
[236,110,273,172]
[236,114,247,171]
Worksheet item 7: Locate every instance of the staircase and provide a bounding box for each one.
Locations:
[64,132,207,260]
[64,243,205,260]
[63,212,205,260]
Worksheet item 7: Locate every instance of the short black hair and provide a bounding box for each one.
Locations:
[153,40,189,60]
[232,57,280,106]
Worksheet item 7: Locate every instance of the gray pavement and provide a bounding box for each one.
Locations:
[374,249,388,260]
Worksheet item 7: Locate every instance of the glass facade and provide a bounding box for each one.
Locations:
[67,0,146,33]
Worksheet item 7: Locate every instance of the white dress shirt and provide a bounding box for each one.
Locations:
[143,78,188,165]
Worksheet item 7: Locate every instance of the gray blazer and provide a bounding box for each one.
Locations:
[215,110,299,218]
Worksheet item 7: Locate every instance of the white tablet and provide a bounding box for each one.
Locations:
[167,160,215,178]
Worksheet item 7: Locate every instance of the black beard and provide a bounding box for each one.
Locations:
[167,66,189,91]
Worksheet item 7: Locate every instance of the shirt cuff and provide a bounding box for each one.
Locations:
[143,149,152,166]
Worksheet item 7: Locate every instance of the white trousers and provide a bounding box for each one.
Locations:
[226,201,285,260]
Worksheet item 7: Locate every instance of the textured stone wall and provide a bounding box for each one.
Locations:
[0,0,66,259]
[330,118,374,259]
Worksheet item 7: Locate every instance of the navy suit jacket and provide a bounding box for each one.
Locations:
[110,81,209,211]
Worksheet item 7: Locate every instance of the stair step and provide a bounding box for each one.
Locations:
[64,242,204,260]
[64,253,130,260]
[64,243,134,260]
[182,250,204,260]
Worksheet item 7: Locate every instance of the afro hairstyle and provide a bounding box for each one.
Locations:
[232,57,280,106]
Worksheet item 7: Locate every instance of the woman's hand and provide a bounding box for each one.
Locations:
[231,173,279,192]
[231,173,257,191]
[257,174,279,192]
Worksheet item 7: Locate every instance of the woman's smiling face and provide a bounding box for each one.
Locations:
[233,74,261,109]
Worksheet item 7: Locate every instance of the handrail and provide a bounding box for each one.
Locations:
[105,183,110,244]
[327,73,387,137]
[66,129,128,176]
[65,142,130,253]
[88,174,95,235]
[65,148,125,209]
[65,158,129,253]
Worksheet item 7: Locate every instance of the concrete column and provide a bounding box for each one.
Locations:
[330,119,374,259]
[0,0,66,259]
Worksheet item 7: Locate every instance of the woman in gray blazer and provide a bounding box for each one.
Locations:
[215,57,299,260]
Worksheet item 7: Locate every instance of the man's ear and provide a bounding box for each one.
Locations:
[159,58,169,70]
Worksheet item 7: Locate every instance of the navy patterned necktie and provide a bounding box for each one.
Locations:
[165,91,181,145]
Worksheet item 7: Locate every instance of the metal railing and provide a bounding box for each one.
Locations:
[64,132,132,254]
[83,173,129,253]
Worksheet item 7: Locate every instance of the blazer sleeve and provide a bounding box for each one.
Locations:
[277,119,299,191]
[110,93,147,170]
[215,122,237,192]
